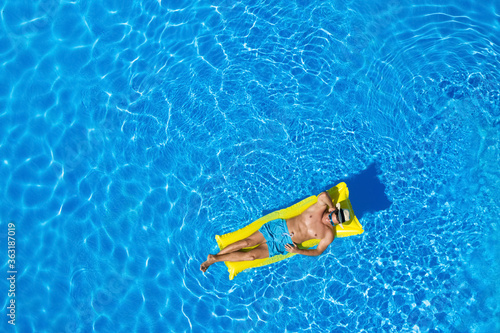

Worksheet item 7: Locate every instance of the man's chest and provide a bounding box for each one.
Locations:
[302,211,327,238]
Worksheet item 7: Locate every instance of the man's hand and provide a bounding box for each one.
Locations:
[285,244,323,256]
[285,243,298,253]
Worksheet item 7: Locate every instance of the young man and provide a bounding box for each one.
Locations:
[200,191,350,272]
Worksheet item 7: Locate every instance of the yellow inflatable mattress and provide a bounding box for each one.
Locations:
[215,182,364,280]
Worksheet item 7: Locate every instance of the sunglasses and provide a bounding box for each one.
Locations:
[329,209,345,229]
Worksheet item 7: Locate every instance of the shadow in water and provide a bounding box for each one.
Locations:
[340,163,392,221]
[263,163,391,221]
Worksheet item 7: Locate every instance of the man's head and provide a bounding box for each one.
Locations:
[328,203,350,229]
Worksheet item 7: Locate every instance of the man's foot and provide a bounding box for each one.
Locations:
[200,254,216,273]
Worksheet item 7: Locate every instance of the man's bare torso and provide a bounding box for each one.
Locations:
[286,203,331,244]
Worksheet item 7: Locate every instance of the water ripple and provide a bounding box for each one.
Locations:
[1,0,499,332]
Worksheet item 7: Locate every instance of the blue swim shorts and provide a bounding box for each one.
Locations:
[259,219,293,257]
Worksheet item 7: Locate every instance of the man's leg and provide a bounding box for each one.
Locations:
[200,243,269,272]
[215,230,267,255]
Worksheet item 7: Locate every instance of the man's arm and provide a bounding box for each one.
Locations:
[317,191,335,211]
[284,227,336,256]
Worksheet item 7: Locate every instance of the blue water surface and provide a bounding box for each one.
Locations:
[1,0,499,332]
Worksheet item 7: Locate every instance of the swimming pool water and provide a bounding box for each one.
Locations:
[1,0,499,332]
